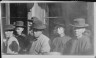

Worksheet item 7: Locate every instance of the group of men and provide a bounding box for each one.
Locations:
[2,17,93,55]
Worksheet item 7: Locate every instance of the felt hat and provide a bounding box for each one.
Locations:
[29,17,46,30]
[71,18,89,27]
[4,24,15,31]
[33,19,46,30]
[15,21,25,27]
[33,20,46,29]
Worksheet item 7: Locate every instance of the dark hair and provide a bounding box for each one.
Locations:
[53,25,65,35]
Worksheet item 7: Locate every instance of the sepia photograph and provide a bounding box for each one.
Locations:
[1,1,94,56]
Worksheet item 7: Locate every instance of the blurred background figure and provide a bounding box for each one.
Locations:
[51,22,72,55]
[3,25,19,54]
[70,18,92,55]
[14,21,29,54]
[27,17,33,35]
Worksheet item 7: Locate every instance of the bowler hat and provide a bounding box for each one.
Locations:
[4,24,15,31]
[15,21,25,27]
[71,18,89,27]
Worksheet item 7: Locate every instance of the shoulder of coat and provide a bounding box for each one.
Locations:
[21,34,26,37]
[8,36,19,45]
[53,37,59,43]
[65,35,72,40]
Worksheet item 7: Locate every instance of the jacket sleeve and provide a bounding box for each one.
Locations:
[9,41,19,53]
[2,42,7,53]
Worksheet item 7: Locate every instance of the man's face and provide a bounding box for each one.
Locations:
[34,30,42,38]
[5,31,13,38]
[74,28,85,37]
[16,27,24,34]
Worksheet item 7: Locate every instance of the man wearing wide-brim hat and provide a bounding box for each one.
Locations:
[28,17,50,55]
[27,17,46,41]
[26,17,42,53]
[3,24,20,54]
[70,18,92,55]
[14,21,29,54]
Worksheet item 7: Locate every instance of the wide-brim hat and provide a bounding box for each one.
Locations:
[15,21,25,28]
[33,18,46,30]
[70,18,89,27]
[4,25,15,31]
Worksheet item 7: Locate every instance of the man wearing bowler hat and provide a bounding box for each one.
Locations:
[3,24,20,54]
[28,17,50,55]
[70,18,92,55]
[14,21,29,54]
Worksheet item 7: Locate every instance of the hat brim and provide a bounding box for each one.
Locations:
[5,29,14,31]
[16,26,26,28]
[70,24,89,27]
[33,25,46,30]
